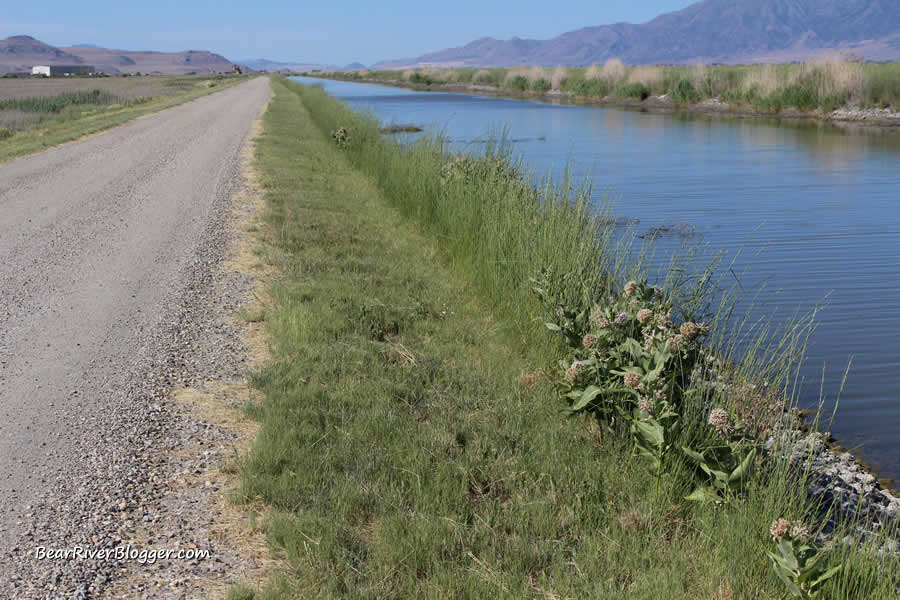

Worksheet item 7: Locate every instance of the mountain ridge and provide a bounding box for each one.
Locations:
[0,35,238,74]
[373,0,900,68]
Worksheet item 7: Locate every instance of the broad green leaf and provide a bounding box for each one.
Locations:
[545,322,562,332]
[570,386,603,412]
[682,446,706,464]
[809,565,841,588]
[777,538,799,571]
[634,420,664,446]
[685,486,720,503]
[728,448,757,483]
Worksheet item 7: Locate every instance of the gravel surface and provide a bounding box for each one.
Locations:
[0,76,271,598]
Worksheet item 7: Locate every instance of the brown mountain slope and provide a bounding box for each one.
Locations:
[0,36,236,74]
[0,36,84,74]
[374,0,900,68]
[61,46,235,75]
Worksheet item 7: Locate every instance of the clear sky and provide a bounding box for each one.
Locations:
[1,1,697,66]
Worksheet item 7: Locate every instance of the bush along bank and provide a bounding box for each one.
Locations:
[303,60,900,126]
[235,76,900,599]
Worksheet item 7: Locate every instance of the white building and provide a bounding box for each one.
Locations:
[31,65,95,77]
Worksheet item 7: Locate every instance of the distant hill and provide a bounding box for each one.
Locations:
[239,58,338,72]
[373,0,900,68]
[342,62,367,71]
[0,35,238,74]
[0,36,85,73]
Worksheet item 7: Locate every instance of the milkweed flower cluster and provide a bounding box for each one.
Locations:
[708,408,731,435]
[770,518,792,539]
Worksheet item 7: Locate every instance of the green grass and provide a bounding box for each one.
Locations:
[0,74,254,163]
[234,76,900,598]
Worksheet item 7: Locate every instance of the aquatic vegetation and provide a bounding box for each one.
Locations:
[311,59,900,112]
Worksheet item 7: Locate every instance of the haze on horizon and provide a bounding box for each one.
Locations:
[0,0,695,65]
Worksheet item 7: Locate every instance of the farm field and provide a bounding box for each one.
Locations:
[0,73,253,160]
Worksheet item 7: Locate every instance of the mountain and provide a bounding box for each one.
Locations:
[373,0,900,68]
[0,35,237,74]
[60,46,235,74]
[342,62,368,71]
[239,58,338,72]
[0,35,85,73]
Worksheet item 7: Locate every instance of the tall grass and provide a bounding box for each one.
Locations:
[311,59,900,112]
[0,89,122,113]
[251,77,900,598]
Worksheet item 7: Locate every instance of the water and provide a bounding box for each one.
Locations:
[292,76,900,482]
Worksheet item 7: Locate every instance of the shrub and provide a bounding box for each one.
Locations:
[0,127,12,140]
[574,78,610,97]
[409,72,436,85]
[779,85,818,111]
[530,78,551,93]
[864,67,900,109]
[505,75,529,91]
[671,78,699,103]
[616,82,650,100]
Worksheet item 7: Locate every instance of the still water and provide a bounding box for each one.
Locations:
[292,77,900,481]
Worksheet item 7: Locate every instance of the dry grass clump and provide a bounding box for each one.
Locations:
[806,53,865,102]
[473,69,492,84]
[401,69,415,81]
[357,69,370,78]
[601,58,626,84]
[585,63,603,80]
[742,64,780,95]
[628,65,663,90]
[420,66,458,83]
[550,67,568,90]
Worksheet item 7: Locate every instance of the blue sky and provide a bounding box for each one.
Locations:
[1,1,696,65]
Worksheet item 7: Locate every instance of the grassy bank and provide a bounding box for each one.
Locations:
[0,74,252,162]
[232,76,898,598]
[305,59,900,114]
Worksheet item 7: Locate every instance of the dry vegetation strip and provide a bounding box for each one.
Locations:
[309,59,900,114]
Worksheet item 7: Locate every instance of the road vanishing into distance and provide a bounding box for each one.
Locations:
[0,76,271,595]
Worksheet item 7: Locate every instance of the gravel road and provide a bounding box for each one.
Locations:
[0,76,271,597]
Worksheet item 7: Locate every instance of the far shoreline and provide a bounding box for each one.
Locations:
[295,74,900,130]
